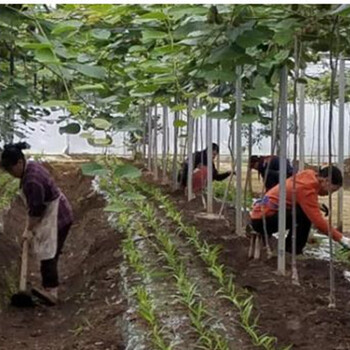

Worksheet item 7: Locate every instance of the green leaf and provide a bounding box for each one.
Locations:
[171,104,187,112]
[192,108,206,118]
[88,137,113,146]
[41,100,68,107]
[248,76,271,98]
[207,111,230,119]
[153,75,176,85]
[243,99,261,108]
[68,104,83,115]
[274,50,290,63]
[274,29,294,46]
[120,192,146,201]
[51,20,82,35]
[59,123,81,135]
[80,132,93,139]
[92,118,112,130]
[18,42,52,50]
[226,20,256,42]
[152,44,183,56]
[91,28,111,40]
[208,45,243,64]
[241,114,258,124]
[70,63,107,80]
[81,162,107,177]
[113,164,141,179]
[236,27,272,48]
[197,69,235,82]
[139,11,167,21]
[75,84,105,92]
[35,48,60,64]
[142,29,168,41]
[131,85,159,97]
[173,120,187,128]
[104,203,128,213]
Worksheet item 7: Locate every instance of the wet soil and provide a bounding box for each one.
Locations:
[143,172,350,350]
[0,161,125,350]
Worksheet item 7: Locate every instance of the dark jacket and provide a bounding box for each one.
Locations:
[258,156,293,191]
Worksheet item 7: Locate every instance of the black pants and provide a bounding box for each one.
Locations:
[251,205,311,255]
[41,224,71,288]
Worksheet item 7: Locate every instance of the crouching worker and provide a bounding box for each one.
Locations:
[1,142,73,304]
[250,155,293,191]
[178,143,232,194]
[250,166,350,255]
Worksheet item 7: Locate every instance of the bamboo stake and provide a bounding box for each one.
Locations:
[298,70,305,171]
[172,98,180,190]
[317,101,321,168]
[162,105,168,180]
[337,57,345,232]
[235,66,243,236]
[187,98,194,201]
[327,19,339,308]
[207,113,213,214]
[217,104,221,171]
[277,66,288,275]
[148,106,152,172]
[291,37,301,285]
[153,105,159,180]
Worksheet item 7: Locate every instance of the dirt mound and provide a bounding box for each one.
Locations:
[0,161,125,350]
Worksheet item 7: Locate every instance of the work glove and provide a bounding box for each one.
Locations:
[320,204,329,217]
[339,236,350,250]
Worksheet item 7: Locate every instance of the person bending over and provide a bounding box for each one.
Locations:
[1,142,73,304]
[179,143,231,193]
[250,155,293,191]
[250,166,350,254]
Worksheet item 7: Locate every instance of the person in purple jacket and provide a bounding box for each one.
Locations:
[1,142,73,304]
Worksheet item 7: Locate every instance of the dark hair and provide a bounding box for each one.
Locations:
[212,143,219,153]
[318,165,343,186]
[1,142,30,170]
[249,155,261,167]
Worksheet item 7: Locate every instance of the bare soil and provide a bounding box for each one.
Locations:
[0,161,125,350]
[143,172,350,350]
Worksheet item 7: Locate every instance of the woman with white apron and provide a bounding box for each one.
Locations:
[1,142,73,304]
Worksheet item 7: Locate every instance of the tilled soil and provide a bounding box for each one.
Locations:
[0,161,125,350]
[144,173,350,350]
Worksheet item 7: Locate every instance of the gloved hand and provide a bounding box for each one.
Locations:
[320,204,329,217]
[339,236,350,250]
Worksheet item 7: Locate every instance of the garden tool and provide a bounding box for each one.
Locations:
[11,238,34,307]
[248,232,262,260]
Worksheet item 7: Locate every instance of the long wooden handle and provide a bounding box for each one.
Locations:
[19,238,29,292]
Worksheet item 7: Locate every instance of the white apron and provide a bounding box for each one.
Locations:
[20,191,60,261]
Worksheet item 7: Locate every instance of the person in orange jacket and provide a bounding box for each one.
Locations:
[250,166,350,254]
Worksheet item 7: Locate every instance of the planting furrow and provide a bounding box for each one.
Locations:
[112,179,253,349]
[131,181,292,350]
[103,184,213,349]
